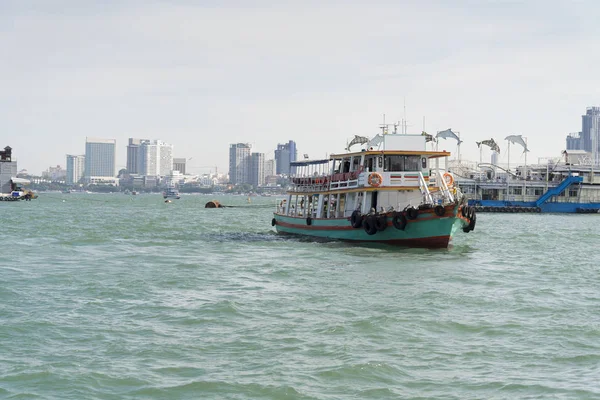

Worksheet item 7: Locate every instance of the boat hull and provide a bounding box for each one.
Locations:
[273,205,469,248]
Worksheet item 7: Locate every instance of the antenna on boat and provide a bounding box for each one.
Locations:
[403,97,407,134]
[380,114,387,135]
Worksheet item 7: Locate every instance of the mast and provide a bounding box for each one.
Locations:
[507,139,511,176]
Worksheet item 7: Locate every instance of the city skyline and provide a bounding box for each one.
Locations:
[4,1,600,175]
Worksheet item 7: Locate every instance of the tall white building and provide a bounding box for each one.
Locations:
[229,143,251,184]
[139,140,173,177]
[159,141,173,176]
[85,138,116,178]
[250,152,265,186]
[66,155,85,185]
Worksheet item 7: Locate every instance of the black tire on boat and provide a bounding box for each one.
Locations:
[463,209,477,233]
[363,216,377,235]
[271,218,277,226]
[375,215,387,231]
[434,205,445,217]
[350,210,362,228]
[406,207,419,220]
[536,207,542,213]
[306,216,312,226]
[392,212,407,230]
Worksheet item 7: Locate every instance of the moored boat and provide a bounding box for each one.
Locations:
[271,131,475,248]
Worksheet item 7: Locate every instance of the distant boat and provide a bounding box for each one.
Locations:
[163,186,180,199]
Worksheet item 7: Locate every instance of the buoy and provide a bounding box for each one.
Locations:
[205,200,222,208]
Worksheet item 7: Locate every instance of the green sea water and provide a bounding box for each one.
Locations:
[1,193,599,399]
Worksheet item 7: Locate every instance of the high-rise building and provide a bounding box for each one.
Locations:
[564,107,600,164]
[85,138,116,178]
[138,140,173,177]
[127,138,147,174]
[566,132,583,151]
[173,158,186,175]
[274,140,297,175]
[66,155,85,185]
[229,143,251,184]
[158,141,173,176]
[250,152,265,186]
[264,159,275,178]
[582,107,600,164]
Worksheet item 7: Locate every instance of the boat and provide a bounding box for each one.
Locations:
[271,131,476,248]
[0,177,36,202]
[163,186,180,199]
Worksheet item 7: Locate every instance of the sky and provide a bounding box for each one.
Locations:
[2,0,600,175]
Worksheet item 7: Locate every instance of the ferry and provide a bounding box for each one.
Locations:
[271,131,476,248]
[163,186,180,199]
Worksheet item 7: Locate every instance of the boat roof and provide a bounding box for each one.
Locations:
[11,177,30,184]
[290,159,330,166]
[329,150,450,159]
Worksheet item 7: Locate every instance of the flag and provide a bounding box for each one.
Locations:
[421,131,436,143]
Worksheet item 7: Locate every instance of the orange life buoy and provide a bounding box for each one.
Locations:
[443,172,454,186]
[368,172,383,187]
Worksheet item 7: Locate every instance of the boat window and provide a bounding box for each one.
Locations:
[352,156,361,171]
[342,159,351,173]
[421,157,427,169]
[365,156,375,172]
[384,155,422,172]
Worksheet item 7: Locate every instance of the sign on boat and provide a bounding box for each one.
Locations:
[271,131,476,248]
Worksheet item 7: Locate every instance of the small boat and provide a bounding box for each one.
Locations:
[163,186,180,199]
[271,129,475,248]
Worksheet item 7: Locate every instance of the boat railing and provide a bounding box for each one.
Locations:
[433,170,455,204]
[290,169,362,192]
[418,172,434,204]
[329,169,361,190]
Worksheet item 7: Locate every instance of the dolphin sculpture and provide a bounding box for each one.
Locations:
[436,129,463,144]
[505,135,529,152]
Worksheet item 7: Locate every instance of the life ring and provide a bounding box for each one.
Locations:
[443,172,454,186]
[434,205,445,217]
[406,207,418,220]
[392,212,407,230]
[375,215,387,231]
[350,210,363,228]
[363,216,377,235]
[368,172,383,187]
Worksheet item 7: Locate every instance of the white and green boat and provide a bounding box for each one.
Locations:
[272,132,475,248]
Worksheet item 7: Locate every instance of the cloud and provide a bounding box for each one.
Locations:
[2,0,600,173]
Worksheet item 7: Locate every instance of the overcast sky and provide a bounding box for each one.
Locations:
[2,0,600,175]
